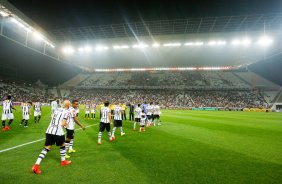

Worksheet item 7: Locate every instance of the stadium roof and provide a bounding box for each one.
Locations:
[49,14,282,42]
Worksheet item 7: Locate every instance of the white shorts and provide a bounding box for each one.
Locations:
[34,111,41,117]
[85,110,90,114]
[91,110,95,113]
[1,113,14,121]
[22,114,30,120]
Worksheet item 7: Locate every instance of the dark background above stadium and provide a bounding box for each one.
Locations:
[7,0,282,30]
[0,35,80,86]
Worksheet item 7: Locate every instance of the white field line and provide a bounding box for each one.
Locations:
[0,124,97,154]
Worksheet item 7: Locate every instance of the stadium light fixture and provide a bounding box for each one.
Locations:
[152,43,160,47]
[184,42,195,46]
[120,45,129,49]
[242,38,251,46]
[33,32,44,41]
[113,45,120,49]
[78,47,85,52]
[231,39,241,45]
[0,10,8,17]
[258,36,273,46]
[163,43,181,47]
[62,46,74,54]
[84,46,92,52]
[207,41,217,46]
[195,42,204,46]
[132,43,149,48]
[217,41,226,45]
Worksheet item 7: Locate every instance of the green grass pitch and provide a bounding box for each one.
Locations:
[0,106,282,184]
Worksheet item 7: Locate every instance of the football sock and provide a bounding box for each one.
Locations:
[60,146,66,161]
[69,139,74,150]
[112,127,116,136]
[108,131,112,140]
[35,148,50,165]
[98,132,102,142]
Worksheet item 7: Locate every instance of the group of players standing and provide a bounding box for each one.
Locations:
[1,95,42,131]
[1,95,162,174]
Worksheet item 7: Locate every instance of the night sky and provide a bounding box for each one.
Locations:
[7,0,282,31]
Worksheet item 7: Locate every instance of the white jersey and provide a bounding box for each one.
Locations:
[2,100,13,114]
[146,105,153,116]
[114,105,122,120]
[67,107,77,130]
[46,108,69,136]
[22,103,30,115]
[140,112,146,125]
[100,107,111,123]
[34,102,41,113]
[134,107,142,118]
[91,104,96,113]
[153,105,160,115]
[51,100,58,110]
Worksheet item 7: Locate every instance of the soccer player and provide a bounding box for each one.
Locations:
[140,110,146,132]
[85,102,90,119]
[91,102,96,119]
[98,101,112,145]
[146,102,153,127]
[31,100,72,174]
[34,100,42,124]
[51,98,58,117]
[133,104,142,131]
[153,102,161,126]
[111,102,125,140]
[20,102,32,128]
[1,95,16,131]
[65,100,85,158]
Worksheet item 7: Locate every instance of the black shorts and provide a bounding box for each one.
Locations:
[135,118,141,122]
[66,129,75,139]
[154,115,160,119]
[45,133,65,146]
[99,122,110,132]
[147,115,152,120]
[114,120,122,127]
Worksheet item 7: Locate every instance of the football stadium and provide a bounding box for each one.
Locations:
[0,0,282,183]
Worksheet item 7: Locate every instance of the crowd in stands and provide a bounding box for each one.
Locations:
[68,89,267,109]
[0,73,268,109]
[78,71,251,90]
[0,80,52,102]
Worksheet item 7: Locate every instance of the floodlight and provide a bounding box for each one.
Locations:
[132,44,149,48]
[163,43,181,47]
[195,42,204,46]
[33,32,44,41]
[84,46,92,52]
[217,41,226,45]
[120,45,129,49]
[113,45,120,49]
[0,11,8,17]
[241,38,251,45]
[184,42,194,46]
[152,43,160,47]
[78,47,85,52]
[258,36,273,46]
[62,46,74,54]
[231,39,241,45]
[207,41,217,46]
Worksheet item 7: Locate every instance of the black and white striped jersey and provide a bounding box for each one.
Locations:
[46,108,69,136]
[34,102,41,112]
[22,103,30,115]
[114,105,122,120]
[100,107,111,123]
[2,100,13,114]
[135,107,142,118]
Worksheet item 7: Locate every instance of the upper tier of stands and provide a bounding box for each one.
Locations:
[61,70,279,91]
